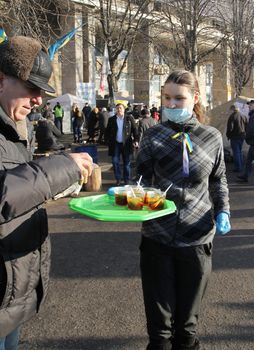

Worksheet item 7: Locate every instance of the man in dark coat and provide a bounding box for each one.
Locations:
[36,114,65,152]
[238,100,254,181]
[0,35,93,348]
[105,103,138,185]
[138,108,157,143]
[226,104,247,172]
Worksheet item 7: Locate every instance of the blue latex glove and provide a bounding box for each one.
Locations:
[216,212,231,235]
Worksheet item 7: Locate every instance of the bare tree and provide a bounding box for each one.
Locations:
[0,0,74,47]
[218,0,254,97]
[85,0,154,99]
[156,0,226,72]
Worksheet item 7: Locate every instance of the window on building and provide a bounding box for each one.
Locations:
[205,64,213,86]
[205,64,213,109]
[118,72,134,96]
[151,75,161,94]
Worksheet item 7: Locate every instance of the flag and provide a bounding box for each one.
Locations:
[0,28,7,44]
[48,25,82,61]
[99,43,111,98]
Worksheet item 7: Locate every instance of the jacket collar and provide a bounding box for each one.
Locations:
[163,115,200,133]
[0,106,20,141]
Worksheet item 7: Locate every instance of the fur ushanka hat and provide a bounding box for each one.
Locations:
[0,36,55,93]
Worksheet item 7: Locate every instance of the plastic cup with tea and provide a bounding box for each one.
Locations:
[126,187,145,210]
[146,189,166,210]
[114,187,128,206]
[143,187,158,204]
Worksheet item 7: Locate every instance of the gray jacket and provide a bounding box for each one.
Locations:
[136,117,230,247]
[0,108,80,337]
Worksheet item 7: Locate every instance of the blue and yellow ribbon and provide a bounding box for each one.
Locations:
[0,28,8,44]
[172,132,193,177]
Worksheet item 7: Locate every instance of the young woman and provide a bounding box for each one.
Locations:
[136,70,231,350]
[72,104,84,143]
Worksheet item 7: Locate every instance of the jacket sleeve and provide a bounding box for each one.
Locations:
[208,134,230,216]
[136,131,154,186]
[0,152,80,223]
[130,115,139,142]
[226,115,233,139]
[245,116,254,145]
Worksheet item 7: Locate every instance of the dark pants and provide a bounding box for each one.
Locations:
[73,122,82,143]
[230,138,244,172]
[244,145,254,178]
[140,236,212,350]
[55,117,63,134]
[112,142,131,183]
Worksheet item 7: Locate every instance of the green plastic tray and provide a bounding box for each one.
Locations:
[68,194,176,222]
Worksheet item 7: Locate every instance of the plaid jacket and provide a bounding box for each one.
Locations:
[136,117,230,247]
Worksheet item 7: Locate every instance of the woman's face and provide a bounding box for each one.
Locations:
[162,82,199,113]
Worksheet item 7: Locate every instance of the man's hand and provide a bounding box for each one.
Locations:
[69,153,93,183]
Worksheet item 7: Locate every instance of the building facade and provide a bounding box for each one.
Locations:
[49,0,254,109]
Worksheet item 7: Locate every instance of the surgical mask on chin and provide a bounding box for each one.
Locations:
[162,107,192,124]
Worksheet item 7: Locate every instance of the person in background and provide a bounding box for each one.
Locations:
[108,105,115,118]
[36,113,65,152]
[82,102,92,130]
[98,107,109,144]
[105,103,139,185]
[136,70,231,350]
[27,107,42,123]
[226,104,247,173]
[87,107,100,143]
[42,102,54,120]
[53,101,64,134]
[0,34,93,349]
[150,104,158,119]
[125,102,132,115]
[132,105,140,120]
[237,99,254,182]
[72,105,84,144]
[138,108,156,143]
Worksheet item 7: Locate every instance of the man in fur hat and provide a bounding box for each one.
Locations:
[0,35,93,349]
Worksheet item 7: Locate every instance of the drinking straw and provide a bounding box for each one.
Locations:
[137,175,143,187]
[163,183,173,196]
[129,186,136,197]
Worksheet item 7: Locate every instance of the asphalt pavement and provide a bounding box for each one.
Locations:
[18,135,254,350]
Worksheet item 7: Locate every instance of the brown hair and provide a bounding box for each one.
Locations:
[164,70,206,123]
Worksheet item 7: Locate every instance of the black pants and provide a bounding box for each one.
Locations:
[140,236,212,350]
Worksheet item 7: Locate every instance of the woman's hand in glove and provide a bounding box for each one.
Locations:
[216,212,231,235]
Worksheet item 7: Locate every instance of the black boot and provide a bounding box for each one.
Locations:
[172,338,200,350]
[146,339,172,350]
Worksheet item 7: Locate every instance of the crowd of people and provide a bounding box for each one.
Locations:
[26,96,161,156]
[26,95,254,188]
[226,100,254,182]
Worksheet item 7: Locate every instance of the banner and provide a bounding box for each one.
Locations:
[98,43,111,98]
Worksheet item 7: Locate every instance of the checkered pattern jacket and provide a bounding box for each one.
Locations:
[136,117,230,247]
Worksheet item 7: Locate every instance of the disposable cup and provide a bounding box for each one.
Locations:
[114,187,128,206]
[146,189,166,210]
[126,188,145,210]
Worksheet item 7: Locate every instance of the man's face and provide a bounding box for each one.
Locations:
[116,104,125,117]
[0,74,42,122]
[248,103,254,111]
